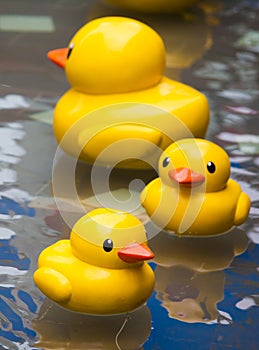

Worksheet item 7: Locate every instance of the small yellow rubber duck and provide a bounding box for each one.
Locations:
[34,208,155,315]
[48,16,209,169]
[140,138,251,236]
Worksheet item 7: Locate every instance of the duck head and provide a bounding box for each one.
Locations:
[70,208,154,269]
[48,16,166,94]
[158,138,231,192]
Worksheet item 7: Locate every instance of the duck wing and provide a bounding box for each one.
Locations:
[34,266,72,303]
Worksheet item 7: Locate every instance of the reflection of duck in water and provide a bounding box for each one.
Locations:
[34,208,154,315]
[48,16,209,169]
[141,139,251,235]
[150,228,249,323]
[149,228,249,271]
[33,300,151,350]
[156,266,225,323]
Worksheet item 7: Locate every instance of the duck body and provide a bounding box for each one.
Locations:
[49,17,209,169]
[34,208,155,315]
[35,240,154,314]
[140,138,250,236]
[54,78,209,167]
[141,177,250,236]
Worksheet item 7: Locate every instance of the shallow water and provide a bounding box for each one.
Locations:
[0,0,259,349]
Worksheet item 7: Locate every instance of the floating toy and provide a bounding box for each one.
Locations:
[34,208,154,315]
[140,138,251,236]
[48,16,209,169]
[87,3,213,81]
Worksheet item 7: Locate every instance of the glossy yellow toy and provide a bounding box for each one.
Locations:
[87,2,213,81]
[140,138,251,236]
[48,16,209,169]
[34,208,154,315]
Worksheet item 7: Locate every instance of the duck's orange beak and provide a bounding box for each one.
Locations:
[169,167,205,185]
[118,243,154,263]
[47,48,68,69]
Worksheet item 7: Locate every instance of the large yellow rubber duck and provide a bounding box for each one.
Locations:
[48,16,209,169]
[33,208,155,315]
[140,138,251,236]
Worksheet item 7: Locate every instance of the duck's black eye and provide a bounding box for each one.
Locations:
[162,157,170,167]
[67,43,74,60]
[103,239,113,252]
[207,161,216,173]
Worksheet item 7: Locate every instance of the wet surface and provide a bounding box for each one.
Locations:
[0,0,259,349]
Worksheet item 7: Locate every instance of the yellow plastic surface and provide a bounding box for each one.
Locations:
[33,208,155,315]
[49,16,209,169]
[140,138,251,236]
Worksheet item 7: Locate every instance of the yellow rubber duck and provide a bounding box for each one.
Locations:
[140,138,251,236]
[33,208,155,315]
[48,16,209,169]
